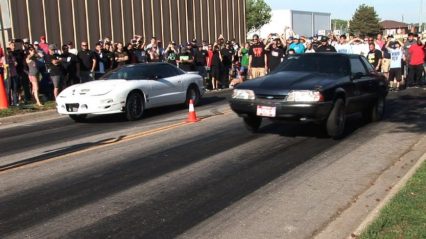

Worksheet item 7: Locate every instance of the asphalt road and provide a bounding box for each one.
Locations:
[0,88,425,239]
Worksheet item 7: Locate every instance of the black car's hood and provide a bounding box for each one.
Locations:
[237,71,346,95]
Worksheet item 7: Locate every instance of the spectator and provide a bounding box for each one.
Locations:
[25,46,43,106]
[11,40,31,104]
[386,39,404,90]
[165,41,178,65]
[147,43,160,62]
[248,34,267,79]
[145,36,157,51]
[210,44,223,90]
[335,35,352,54]
[305,42,315,53]
[375,33,385,49]
[177,44,195,72]
[61,44,79,86]
[114,42,129,67]
[77,41,96,82]
[126,42,138,64]
[288,36,305,54]
[67,41,78,55]
[46,44,63,98]
[238,42,250,81]
[6,47,19,106]
[366,43,382,71]
[94,42,111,79]
[133,39,148,63]
[311,35,320,51]
[265,38,285,72]
[380,36,392,80]
[39,36,49,55]
[316,37,336,52]
[221,41,235,87]
[407,38,424,87]
[194,44,208,79]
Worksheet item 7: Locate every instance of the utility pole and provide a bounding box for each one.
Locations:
[420,0,423,32]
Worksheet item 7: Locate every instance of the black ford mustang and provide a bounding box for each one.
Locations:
[230,53,388,139]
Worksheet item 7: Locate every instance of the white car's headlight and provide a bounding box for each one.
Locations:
[286,90,323,102]
[232,89,255,100]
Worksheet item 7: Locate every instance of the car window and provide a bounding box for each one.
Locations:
[350,57,368,75]
[157,64,185,78]
[273,54,349,75]
[360,56,375,72]
[101,64,157,80]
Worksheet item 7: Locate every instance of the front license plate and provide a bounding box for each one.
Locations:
[257,105,276,117]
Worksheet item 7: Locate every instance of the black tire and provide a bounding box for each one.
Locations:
[185,86,200,106]
[125,91,144,121]
[362,96,385,122]
[326,98,346,139]
[69,114,87,122]
[243,115,262,133]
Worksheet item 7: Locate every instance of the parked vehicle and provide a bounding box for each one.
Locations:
[230,53,388,138]
[57,63,205,122]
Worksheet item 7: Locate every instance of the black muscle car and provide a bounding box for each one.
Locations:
[230,53,388,139]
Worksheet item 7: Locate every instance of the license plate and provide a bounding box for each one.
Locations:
[257,105,276,117]
[66,103,79,112]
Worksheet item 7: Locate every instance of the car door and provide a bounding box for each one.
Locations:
[348,56,372,113]
[149,64,185,107]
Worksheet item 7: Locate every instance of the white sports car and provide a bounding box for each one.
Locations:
[56,62,205,122]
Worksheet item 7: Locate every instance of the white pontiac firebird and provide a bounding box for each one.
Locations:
[56,62,205,122]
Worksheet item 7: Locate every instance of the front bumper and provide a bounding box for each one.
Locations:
[230,99,333,122]
[56,96,126,115]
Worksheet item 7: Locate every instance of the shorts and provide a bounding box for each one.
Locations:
[389,68,402,82]
[50,75,62,88]
[381,59,390,73]
[250,67,266,79]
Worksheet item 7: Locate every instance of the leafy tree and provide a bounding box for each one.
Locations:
[246,0,272,32]
[349,4,381,37]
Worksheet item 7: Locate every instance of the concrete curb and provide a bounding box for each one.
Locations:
[350,150,426,238]
[0,109,60,126]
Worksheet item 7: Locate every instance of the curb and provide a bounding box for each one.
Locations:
[0,109,59,126]
[350,150,426,238]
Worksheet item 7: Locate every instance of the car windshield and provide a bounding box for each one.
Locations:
[272,54,350,75]
[100,64,157,80]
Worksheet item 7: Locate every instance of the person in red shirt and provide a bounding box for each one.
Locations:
[407,39,425,87]
[38,36,49,55]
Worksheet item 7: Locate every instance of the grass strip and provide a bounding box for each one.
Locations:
[0,101,56,118]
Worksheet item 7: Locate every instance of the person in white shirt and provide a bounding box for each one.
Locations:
[386,39,404,90]
[335,35,352,54]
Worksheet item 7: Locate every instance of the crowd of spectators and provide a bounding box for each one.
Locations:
[1,30,425,106]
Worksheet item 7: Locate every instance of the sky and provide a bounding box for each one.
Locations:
[265,0,424,24]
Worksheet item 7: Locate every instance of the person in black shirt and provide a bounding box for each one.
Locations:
[248,34,267,79]
[61,45,79,86]
[210,44,223,90]
[94,42,111,79]
[165,41,178,65]
[366,43,382,71]
[265,38,285,72]
[316,38,337,52]
[77,41,96,82]
[177,45,195,72]
[46,44,63,98]
[220,41,235,88]
[195,45,208,79]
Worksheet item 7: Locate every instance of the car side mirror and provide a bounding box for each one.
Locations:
[351,72,364,80]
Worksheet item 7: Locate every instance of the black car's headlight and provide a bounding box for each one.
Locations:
[232,89,255,100]
[286,90,324,102]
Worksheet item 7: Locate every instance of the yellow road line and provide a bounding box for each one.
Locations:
[0,109,233,174]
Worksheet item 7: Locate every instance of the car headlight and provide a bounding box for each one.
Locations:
[286,90,323,102]
[232,89,255,100]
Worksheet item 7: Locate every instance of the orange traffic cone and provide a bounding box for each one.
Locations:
[0,73,9,109]
[186,99,200,123]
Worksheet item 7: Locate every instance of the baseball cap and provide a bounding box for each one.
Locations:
[33,41,39,45]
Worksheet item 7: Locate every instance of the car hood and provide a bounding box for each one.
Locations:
[60,80,127,96]
[237,71,344,95]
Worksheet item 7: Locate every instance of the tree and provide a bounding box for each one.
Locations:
[331,19,348,31]
[349,4,381,37]
[246,0,272,32]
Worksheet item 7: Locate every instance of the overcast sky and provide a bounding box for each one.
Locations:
[264,0,424,24]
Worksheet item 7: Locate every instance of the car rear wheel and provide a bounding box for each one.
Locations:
[185,86,200,106]
[69,114,87,122]
[243,115,262,133]
[362,96,385,122]
[125,92,144,121]
[326,98,346,139]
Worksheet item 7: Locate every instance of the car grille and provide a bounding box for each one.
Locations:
[66,103,79,112]
[256,94,287,100]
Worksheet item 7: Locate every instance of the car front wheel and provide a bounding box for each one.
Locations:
[125,92,144,121]
[326,98,346,139]
[185,86,200,106]
[243,115,262,133]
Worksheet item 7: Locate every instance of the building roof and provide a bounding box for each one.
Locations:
[380,20,408,29]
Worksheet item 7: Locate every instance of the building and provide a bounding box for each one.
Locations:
[0,0,246,48]
[380,20,409,36]
[249,9,331,39]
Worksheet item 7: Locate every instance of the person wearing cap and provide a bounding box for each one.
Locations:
[316,37,336,52]
[194,44,208,80]
[288,36,305,54]
[45,44,63,98]
[248,34,267,79]
[77,41,96,82]
[176,44,195,72]
[265,37,285,72]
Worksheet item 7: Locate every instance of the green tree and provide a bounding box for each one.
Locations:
[246,0,272,32]
[349,4,381,36]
